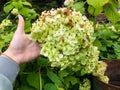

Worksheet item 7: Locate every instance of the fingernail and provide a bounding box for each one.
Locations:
[17,14,21,18]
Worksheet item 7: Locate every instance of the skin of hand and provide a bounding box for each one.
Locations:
[2,15,41,64]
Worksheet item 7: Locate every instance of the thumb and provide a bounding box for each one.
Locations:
[16,15,25,34]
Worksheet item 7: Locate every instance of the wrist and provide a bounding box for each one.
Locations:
[1,50,21,65]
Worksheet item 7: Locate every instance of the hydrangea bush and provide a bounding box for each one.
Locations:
[31,8,99,76]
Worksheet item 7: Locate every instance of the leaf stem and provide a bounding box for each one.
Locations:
[39,68,42,90]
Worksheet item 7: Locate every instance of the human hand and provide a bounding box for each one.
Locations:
[2,15,41,64]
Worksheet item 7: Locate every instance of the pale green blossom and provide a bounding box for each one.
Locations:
[93,61,109,83]
[0,19,12,30]
[79,78,91,90]
[64,0,74,6]
[11,8,19,15]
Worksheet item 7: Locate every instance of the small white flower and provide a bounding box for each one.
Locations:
[64,0,74,6]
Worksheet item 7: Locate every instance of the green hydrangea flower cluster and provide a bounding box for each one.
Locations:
[93,61,109,83]
[11,8,19,15]
[79,78,91,90]
[0,19,12,30]
[31,8,99,75]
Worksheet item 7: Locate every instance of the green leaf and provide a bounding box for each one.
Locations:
[104,40,113,47]
[0,38,4,53]
[101,46,107,51]
[64,76,78,85]
[19,7,29,16]
[4,4,13,13]
[29,9,37,14]
[88,4,103,16]
[37,56,50,67]
[109,0,119,8]
[3,32,13,43]
[24,20,31,33]
[20,86,35,90]
[114,23,120,31]
[28,9,38,19]
[11,1,23,9]
[104,4,120,23]
[27,73,39,90]
[88,5,95,15]
[58,70,69,79]
[94,6,103,16]
[113,43,120,53]
[47,70,62,86]
[22,1,32,7]
[88,5,103,16]
[93,39,102,50]
[44,83,58,90]
[19,64,26,74]
[87,0,109,15]
[71,2,85,14]
[87,0,109,8]
[107,53,116,59]
[101,30,116,39]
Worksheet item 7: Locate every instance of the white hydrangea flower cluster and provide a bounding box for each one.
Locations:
[0,19,12,30]
[31,8,99,75]
[64,0,74,6]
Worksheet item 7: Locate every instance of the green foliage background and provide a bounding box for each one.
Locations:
[0,0,120,90]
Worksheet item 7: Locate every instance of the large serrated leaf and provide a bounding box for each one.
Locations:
[71,2,85,14]
[87,0,109,8]
[94,7,103,16]
[20,86,35,90]
[87,0,108,16]
[88,5,95,15]
[64,76,78,85]
[58,70,69,79]
[88,5,103,16]
[11,1,23,9]
[44,83,58,90]
[101,30,116,39]
[113,43,120,54]
[0,39,4,53]
[47,70,62,86]
[27,73,39,90]
[3,32,13,43]
[104,4,120,23]
[19,7,29,16]
[109,0,119,8]
[22,1,32,7]
[4,4,13,13]
[37,56,50,67]
[104,40,113,47]
[93,39,102,50]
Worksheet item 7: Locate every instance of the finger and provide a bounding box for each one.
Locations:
[16,15,25,34]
